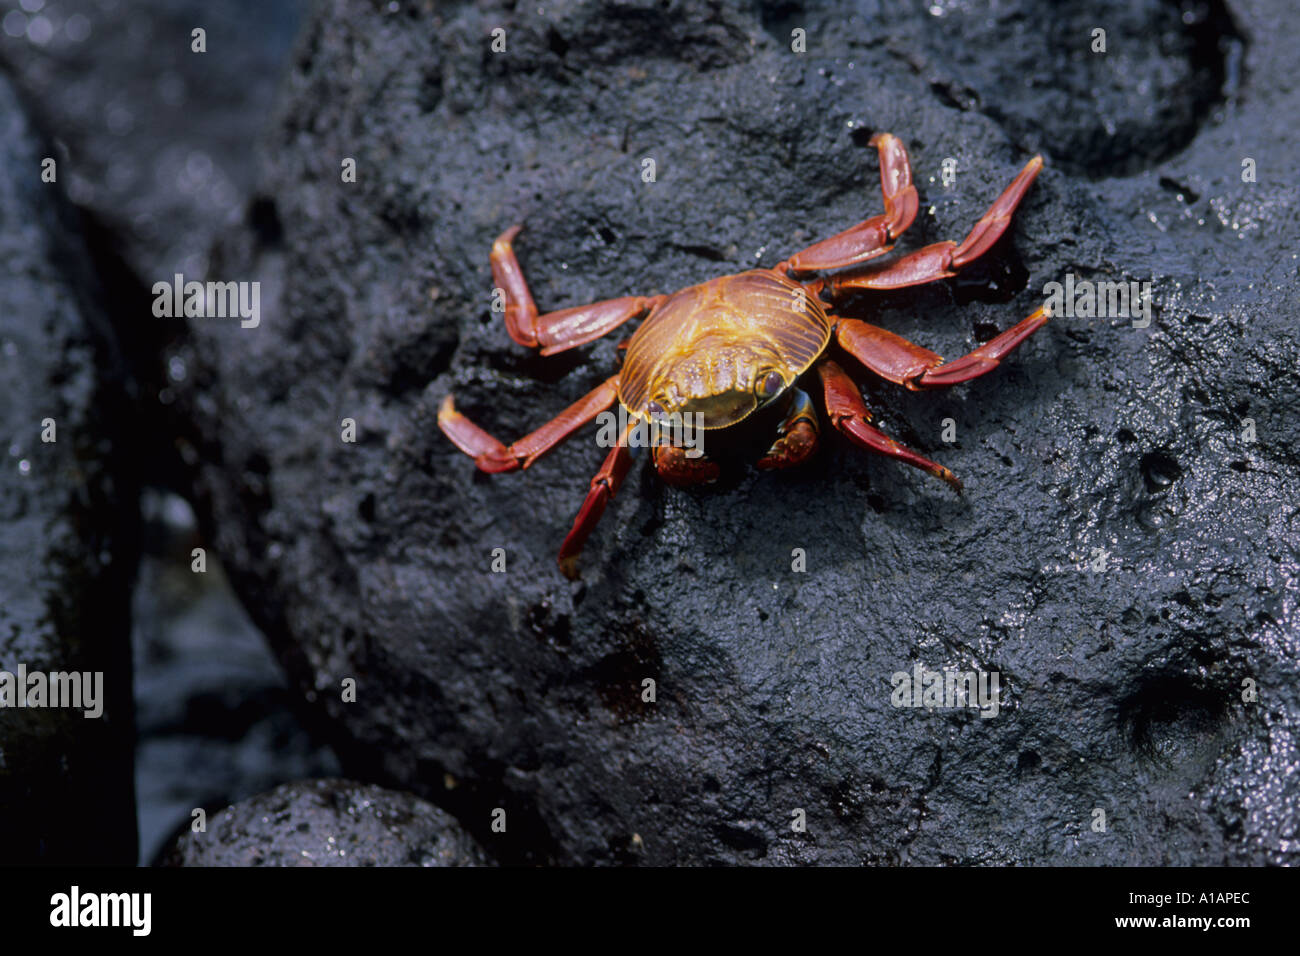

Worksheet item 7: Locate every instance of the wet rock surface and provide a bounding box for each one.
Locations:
[180,0,1300,864]
[1,0,333,865]
[0,0,307,281]
[825,0,1248,178]
[133,489,341,866]
[0,74,137,863]
[163,778,489,866]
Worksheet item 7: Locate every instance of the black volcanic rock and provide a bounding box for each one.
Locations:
[2,0,337,866]
[132,490,343,866]
[0,0,307,282]
[0,75,137,864]
[163,779,489,866]
[179,0,1300,864]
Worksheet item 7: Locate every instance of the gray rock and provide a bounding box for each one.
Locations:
[163,779,489,866]
[181,0,1300,864]
[133,490,342,867]
[1,0,335,866]
[0,75,137,863]
[0,0,307,281]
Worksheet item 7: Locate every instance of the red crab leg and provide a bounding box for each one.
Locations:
[652,443,721,485]
[836,306,1048,390]
[756,387,820,470]
[492,225,664,354]
[438,375,620,473]
[782,132,919,276]
[817,360,961,491]
[558,421,637,579]
[825,155,1043,294]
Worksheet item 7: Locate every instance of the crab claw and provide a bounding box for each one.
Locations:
[652,444,721,485]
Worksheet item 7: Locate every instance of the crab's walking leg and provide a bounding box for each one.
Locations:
[818,360,961,492]
[825,155,1043,293]
[438,375,620,473]
[756,388,820,470]
[558,422,637,579]
[492,225,665,354]
[836,306,1048,390]
[781,133,919,276]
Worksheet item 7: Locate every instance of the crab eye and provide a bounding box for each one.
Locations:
[646,400,669,421]
[756,370,784,400]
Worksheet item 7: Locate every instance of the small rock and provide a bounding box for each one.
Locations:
[162,780,490,866]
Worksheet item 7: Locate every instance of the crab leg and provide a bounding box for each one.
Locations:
[817,360,961,491]
[558,422,637,579]
[492,225,664,354]
[756,388,820,470]
[836,306,1048,390]
[825,155,1043,293]
[652,443,721,485]
[438,375,620,473]
[782,132,919,276]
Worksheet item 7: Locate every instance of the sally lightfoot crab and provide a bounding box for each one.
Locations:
[440,133,1048,578]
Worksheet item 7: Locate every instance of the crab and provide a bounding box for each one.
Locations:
[439,133,1047,578]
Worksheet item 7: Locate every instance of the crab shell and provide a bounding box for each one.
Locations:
[618,270,832,430]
